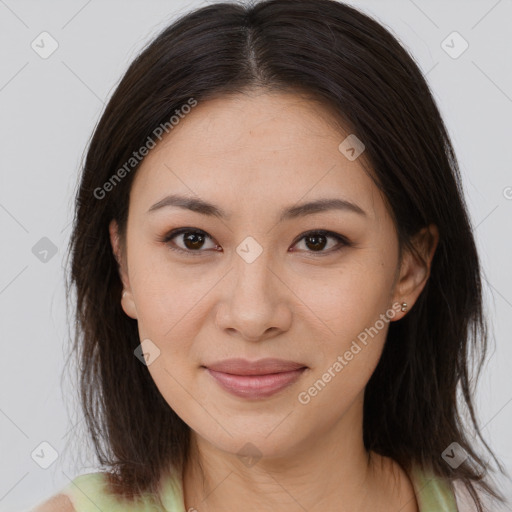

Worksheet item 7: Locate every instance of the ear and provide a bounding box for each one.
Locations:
[109,219,138,319]
[390,223,439,321]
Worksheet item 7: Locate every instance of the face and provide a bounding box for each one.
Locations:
[110,91,436,460]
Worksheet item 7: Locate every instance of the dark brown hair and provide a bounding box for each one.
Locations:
[64,0,507,509]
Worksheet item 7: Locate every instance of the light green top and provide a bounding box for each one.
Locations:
[61,463,458,511]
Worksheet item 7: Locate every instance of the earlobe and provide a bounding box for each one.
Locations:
[121,289,138,319]
[109,219,138,320]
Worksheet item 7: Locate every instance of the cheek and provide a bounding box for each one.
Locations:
[129,245,215,340]
[291,255,394,403]
[291,253,394,343]
[295,304,390,419]
[128,255,215,414]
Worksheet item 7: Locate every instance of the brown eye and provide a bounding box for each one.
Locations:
[163,228,218,255]
[304,233,328,251]
[161,228,351,257]
[291,230,351,255]
[181,231,206,250]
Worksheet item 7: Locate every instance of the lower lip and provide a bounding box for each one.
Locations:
[205,367,307,399]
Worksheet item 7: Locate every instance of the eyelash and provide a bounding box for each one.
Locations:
[160,227,352,257]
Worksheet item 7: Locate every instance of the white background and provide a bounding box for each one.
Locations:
[0,0,511,510]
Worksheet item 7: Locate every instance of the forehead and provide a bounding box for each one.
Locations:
[129,91,387,224]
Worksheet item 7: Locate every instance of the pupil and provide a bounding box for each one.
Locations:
[305,234,326,251]
[184,232,204,250]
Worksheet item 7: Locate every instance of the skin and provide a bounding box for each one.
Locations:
[109,90,439,512]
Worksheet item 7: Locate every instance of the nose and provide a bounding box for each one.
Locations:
[214,248,292,342]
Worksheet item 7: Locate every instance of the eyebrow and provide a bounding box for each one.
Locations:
[147,194,367,221]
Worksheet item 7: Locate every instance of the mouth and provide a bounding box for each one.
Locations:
[202,358,308,399]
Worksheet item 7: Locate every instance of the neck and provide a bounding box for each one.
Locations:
[181,394,418,512]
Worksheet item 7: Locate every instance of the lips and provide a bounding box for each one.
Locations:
[204,358,307,376]
[203,358,308,399]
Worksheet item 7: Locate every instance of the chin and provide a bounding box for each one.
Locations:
[194,422,306,462]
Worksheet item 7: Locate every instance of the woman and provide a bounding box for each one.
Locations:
[32,0,508,510]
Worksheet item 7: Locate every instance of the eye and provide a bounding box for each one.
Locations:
[160,228,351,256]
[161,228,219,256]
[290,230,351,255]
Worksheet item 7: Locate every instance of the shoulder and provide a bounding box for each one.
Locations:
[30,472,108,512]
[31,493,75,512]
[32,470,183,512]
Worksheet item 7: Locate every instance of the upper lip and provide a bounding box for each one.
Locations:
[204,358,307,376]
